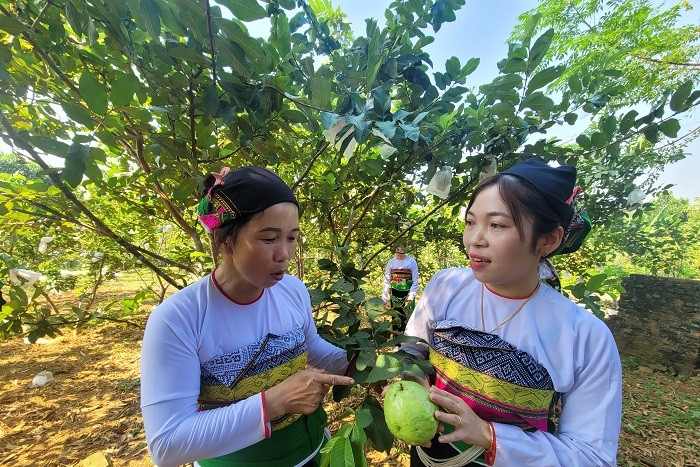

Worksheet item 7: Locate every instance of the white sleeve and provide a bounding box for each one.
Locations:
[408,257,419,301]
[490,322,622,466]
[140,308,268,467]
[381,259,392,302]
[304,312,350,376]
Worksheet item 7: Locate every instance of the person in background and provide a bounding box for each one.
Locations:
[382,242,419,332]
[140,166,354,467]
[401,157,621,466]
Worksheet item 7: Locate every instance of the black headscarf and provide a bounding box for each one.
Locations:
[196,166,298,232]
[503,157,577,227]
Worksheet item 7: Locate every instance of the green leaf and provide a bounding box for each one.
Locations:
[489,101,516,118]
[321,112,341,130]
[274,12,291,57]
[215,18,268,74]
[576,134,591,150]
[311,75,331,109]
[30,136,70,158]
[79,72,108,115]
[364,354,404,383]
[643,124,659,144]
[167,47,208,66]
[659,118,680,138]
[172,177,199,201]
[63,143,89,188]
[400,122,420,142]
[0,16,27,35]
[201,84,220,118]
[462,57,480,76]
[65,0,86,36]
[526,65,565,95]
[139,0,161,38]
[528,28,553,70]
[111,73,141,107]
[280,109,307,124]
[217,39,252,78]
[521,92,554,114]
[445,56,460,79]
[590,131,608,147]
[375,121,397,140]
[567,76,582,94]
[330,436,353,466]
[489,73,522,91]
[61,102,95,128]
[619,110,639,134]
[354,408,373,430]
[669,80,693,112]
[362,396,394,453]
[372,84,391,119]
[350,426,368,467]
[219,0,268,21]
[521,12,541,43]
[308,288,329,306]
[600,115,617,137]
[359,159,384,177]
[586,274,608,292]
[564,112,578,125]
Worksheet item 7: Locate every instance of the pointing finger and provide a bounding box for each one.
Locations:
[317,373,354,386]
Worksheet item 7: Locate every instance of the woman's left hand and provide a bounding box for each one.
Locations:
[429,386,492,450]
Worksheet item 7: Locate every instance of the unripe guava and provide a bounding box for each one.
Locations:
[383,380,438,445]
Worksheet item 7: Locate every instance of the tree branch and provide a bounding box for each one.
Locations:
[204,0,217,86]
[291,140,329,190]
[0,113,184,290]
[341,185,381,247]
[361,171,479,270]
[125,131,205,253]
[30,0,53,33]
[0,4,81,96]
[634,54,700,68]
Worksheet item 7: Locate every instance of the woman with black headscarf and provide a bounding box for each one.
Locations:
[140,166,354,467]
[401,158,622,466]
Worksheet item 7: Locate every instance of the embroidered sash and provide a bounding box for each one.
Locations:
[197,328,327,466]
[390,268,413,291]
[429,320,557,432]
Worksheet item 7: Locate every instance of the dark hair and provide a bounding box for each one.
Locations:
[466,174,562,253]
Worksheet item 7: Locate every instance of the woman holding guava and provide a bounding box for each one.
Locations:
[400,158,622,466]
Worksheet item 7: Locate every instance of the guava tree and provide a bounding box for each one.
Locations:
[1,0,699,462]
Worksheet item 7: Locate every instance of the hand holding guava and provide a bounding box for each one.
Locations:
[428,386,493,450]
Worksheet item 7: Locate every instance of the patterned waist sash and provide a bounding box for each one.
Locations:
[429,320,557,432]
[390,268,413,291]
[197,328,326,466]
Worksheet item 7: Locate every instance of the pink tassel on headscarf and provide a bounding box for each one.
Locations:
[566,186,583,205]
[207,167,231,197]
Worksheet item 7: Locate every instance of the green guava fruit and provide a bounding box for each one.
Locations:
[383,380,438,445]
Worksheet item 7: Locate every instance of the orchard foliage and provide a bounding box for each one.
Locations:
[0,0,699,462]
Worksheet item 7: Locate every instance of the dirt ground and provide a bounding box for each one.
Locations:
[0,319,698,467]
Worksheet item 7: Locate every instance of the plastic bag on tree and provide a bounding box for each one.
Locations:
[37,236,53,254]
[426,166,453,199]
[9,268,44,287]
